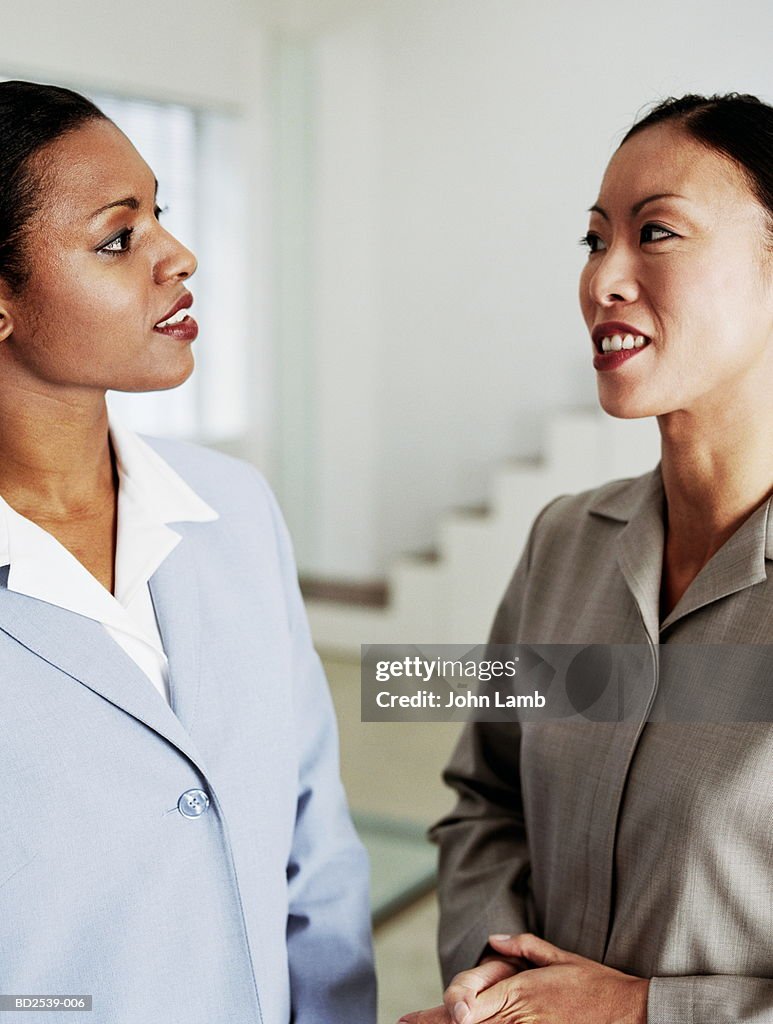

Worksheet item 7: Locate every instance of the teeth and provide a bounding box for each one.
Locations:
[156,307,188,328]
[600,334,648,353]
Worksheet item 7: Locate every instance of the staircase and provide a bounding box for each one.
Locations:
[306,409,660,653]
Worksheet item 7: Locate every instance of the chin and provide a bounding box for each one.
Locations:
[596,382,661,420]
[113,362,195,394]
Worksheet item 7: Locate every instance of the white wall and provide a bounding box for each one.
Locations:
[301,0,773,579]
[312,16,383,578]
[2,0,246,107]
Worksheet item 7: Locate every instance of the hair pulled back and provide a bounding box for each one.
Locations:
[0,80,107,292]
[620,93,773,238]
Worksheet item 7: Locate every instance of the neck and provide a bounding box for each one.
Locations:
[0,384,115,520]
[658,401,773,565]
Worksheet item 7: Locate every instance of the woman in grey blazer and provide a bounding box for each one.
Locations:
[402,95,773,1024]
[0,81,375,1022]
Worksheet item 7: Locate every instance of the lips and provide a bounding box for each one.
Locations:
[153,291,198,342]
[154,292,193,329]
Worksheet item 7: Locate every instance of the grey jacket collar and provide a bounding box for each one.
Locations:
[588,465,772,639]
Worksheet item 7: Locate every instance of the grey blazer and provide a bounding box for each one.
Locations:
[431,467,773,1024]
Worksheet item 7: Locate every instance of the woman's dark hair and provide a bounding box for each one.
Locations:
[620,93,773,239]
[0,81,107,292]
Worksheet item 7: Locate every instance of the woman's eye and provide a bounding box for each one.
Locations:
[641,224,675,243]
[99,228,134,254]
[579,232,606,254]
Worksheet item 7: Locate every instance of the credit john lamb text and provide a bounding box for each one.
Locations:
[375,689,546,709]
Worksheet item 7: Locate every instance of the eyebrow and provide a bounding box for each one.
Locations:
[89,178,159,220]
[588,192,688,220]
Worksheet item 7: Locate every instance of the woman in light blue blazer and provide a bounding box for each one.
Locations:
[0,81,375,1023]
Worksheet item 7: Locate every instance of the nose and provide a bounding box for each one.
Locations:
[585,242,639,308]
[153,226,198,284]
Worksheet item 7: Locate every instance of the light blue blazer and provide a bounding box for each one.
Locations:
[0,436,376,1023]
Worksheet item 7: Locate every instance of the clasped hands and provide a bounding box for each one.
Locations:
[398,933,649,1024]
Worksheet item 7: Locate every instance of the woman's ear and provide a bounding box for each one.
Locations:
[0,308,13,344]
[0,285,14,343]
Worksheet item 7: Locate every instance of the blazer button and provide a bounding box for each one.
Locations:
[178,789,210,819]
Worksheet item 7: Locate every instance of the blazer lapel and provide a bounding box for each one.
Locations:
[148,524,204,734]
[612,469,665,645]
[0,567,208,776]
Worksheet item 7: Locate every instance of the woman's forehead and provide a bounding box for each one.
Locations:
[595,123,753,216]
[36,120,155,221]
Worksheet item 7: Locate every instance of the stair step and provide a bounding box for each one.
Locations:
[300,577,389,608]
[450,504,489,518]
[306,409,662,654]
[405,549,440,563]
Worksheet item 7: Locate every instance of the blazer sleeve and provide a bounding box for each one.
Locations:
[261,478,377,1024]
[648,976,773,1023]
[429,501,559,986]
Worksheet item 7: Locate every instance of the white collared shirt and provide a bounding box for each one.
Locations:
[0,410,218,705]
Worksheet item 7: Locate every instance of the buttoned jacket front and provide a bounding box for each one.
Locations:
[0,436,375,1024]
[431,467,773,1024]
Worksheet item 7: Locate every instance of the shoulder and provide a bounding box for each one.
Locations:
[543,472,650,521]
[139,433,276,518]
[523,468,658,570]
[490,468,659,642]
[534,470,655,533]
[139,434,301,602]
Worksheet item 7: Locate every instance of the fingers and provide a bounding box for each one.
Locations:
[443,957,519,1023]
[457,974,524,1024]
[398,955,522,1024]
[398,1005,452,1024]
[487,931,575,967]
[439,936,581,1024]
